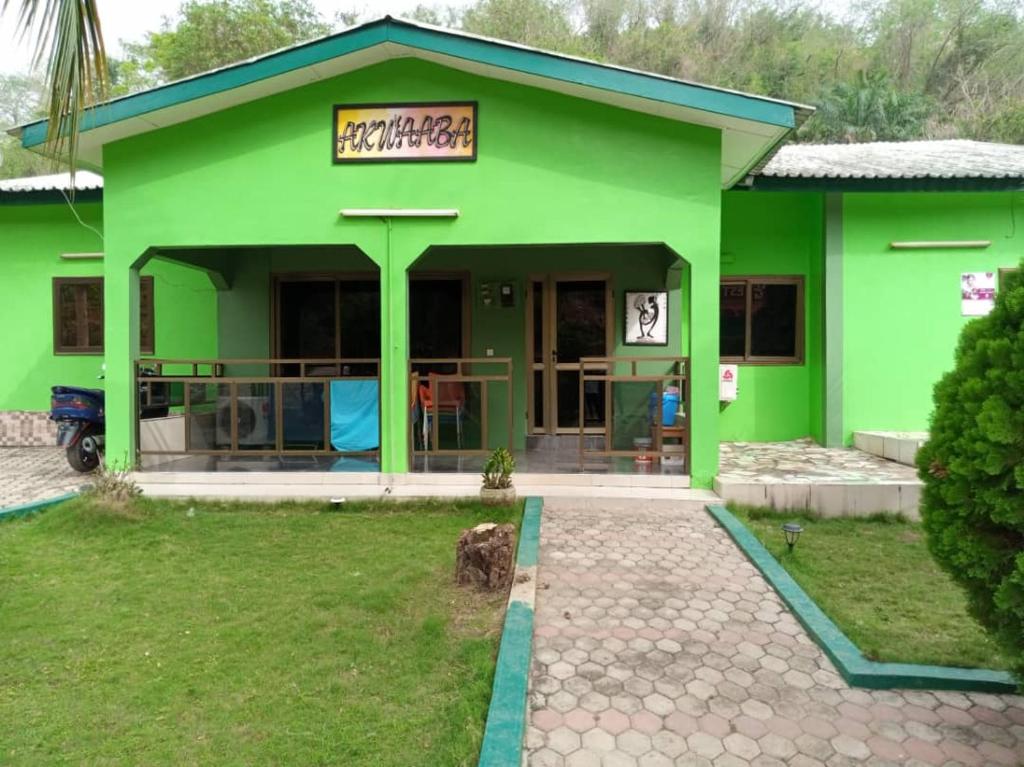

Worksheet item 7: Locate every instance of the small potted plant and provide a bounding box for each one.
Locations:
[481,447,516,506]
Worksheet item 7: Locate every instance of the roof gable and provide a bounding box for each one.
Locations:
[9,16,810,188]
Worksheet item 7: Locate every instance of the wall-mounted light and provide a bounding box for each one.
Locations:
[60,252,104,260]
[339,208,459,218]
[889,240,991,250]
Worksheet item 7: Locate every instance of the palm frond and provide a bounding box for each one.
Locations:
[3,0,108,185]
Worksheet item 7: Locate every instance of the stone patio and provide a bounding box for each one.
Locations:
[526,498,1024,766]
[0,447,83,510]
[715,439,923,518]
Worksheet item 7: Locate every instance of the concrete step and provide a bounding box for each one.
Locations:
[853,430,927,467]
[713,477,921,519]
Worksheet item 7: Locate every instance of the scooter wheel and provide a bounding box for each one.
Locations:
[67,443,100,473]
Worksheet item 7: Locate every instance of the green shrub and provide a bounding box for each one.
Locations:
[917,265,1024,680]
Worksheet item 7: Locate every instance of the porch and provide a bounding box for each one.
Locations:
[131,242,699,480]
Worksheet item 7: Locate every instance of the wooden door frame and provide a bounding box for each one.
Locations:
[526,272,613,435]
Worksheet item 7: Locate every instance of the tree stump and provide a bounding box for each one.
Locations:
[455,522,517,590]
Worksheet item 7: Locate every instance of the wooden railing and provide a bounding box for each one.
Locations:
[135,358,380,458]
[409,357,514,457]
[578,356,689,469]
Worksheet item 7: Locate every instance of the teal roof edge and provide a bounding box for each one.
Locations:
[19,17,796,149]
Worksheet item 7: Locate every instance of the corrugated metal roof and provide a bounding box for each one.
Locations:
[758,140,1024,180]
[0,171,104,193]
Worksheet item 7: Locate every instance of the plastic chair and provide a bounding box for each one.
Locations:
[418,380,466,449]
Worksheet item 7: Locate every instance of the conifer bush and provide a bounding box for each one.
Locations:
[917,265,1024,680]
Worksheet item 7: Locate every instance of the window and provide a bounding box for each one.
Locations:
[720,277,803,364]
[53,277,154,355]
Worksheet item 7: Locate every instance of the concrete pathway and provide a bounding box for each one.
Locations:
[526,498,1024,766]
[0,447,83,509]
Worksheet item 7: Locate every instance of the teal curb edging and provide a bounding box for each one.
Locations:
[707,504,1019,694]
[0,492,78,522]
[477,496,542,767]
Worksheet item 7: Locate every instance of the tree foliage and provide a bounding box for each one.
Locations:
[917,266,1024,681]
[0,73,51,177]
[4,0,1024,181]
[113,0,330,93]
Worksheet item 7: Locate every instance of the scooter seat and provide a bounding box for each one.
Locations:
[52,386,105,399]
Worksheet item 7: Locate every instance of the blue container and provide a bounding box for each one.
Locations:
[648,391,681,427]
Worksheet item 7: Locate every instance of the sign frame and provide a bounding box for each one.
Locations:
[331,100,479,165]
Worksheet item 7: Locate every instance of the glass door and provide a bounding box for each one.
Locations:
[527,276,610,434]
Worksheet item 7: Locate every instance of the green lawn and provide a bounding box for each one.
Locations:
[0,496,521,766]
[730,506,1009,670]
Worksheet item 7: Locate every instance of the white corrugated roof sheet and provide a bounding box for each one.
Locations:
[0,171,104,193]
[759,139,1024,180]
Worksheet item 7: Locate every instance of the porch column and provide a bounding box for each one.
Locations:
[103,261,141,467]
[823,192,844,447]
[687,258,720,489]
[378,238,410,474]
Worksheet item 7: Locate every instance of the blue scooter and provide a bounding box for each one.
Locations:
[50,385,105,472]
[50,368,169,473]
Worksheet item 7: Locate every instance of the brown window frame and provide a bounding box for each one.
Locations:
[719,275,804,365]
[52,276,155,356]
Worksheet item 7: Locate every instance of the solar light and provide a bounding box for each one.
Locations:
[782,522,803,552]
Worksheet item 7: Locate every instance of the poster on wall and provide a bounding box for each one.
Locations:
[624,291,668,346]
[961,272,996,316]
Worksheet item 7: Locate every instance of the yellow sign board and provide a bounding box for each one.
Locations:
[333,102,477,163]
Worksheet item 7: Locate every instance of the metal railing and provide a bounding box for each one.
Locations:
[135,358,380,458]
[578,356,689,469]
[409,357,513,457]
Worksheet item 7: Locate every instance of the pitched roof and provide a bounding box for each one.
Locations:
[8,16,811,188]
[752,140,1024,190]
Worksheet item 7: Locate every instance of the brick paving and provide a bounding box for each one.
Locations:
[525,498,1024,766]
[0,447,83,509]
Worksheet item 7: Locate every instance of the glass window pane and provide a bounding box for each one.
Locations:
[532,369,544,430]
[282,382,326,451]
[532,281,544,364]
[235,383,276,451]
[279,280,336,361]
[410,279,463,359]
[84,282,103,348]
[140,278,154,354]
[58,284,79,348]
[338,280,380,361]
[750,283,798,358]
[719,282,746,357]
[555,281,605,362]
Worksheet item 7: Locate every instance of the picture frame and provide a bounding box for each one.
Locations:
[624,291,668,346]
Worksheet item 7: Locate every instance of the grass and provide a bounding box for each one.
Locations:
[730,505,1009,671]
[0,496,522,766]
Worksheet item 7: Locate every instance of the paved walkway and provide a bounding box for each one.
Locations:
[526,498,1024,766]
[0,447,83,509]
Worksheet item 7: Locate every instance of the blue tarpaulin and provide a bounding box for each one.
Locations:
[330,380,380,452]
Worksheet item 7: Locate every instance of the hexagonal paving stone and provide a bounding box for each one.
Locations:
[526,500,1024,767]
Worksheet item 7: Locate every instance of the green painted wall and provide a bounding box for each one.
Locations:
[841,191,1024,443]
[0,202,218,413]
[100,57,724,484]
[719,191,824,442]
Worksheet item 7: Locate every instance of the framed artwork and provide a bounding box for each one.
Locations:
[624,291,668,346]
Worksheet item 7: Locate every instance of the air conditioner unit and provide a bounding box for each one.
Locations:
[216,395,272,447]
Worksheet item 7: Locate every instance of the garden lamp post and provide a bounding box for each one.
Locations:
[782,522,803,552]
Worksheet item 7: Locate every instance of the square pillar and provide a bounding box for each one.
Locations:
[103,263,141,467]
[378,241,410,474]
[823,192,844,447]
[687,258,720,488]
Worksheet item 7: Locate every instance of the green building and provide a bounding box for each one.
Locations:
[2,17,1022,489]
